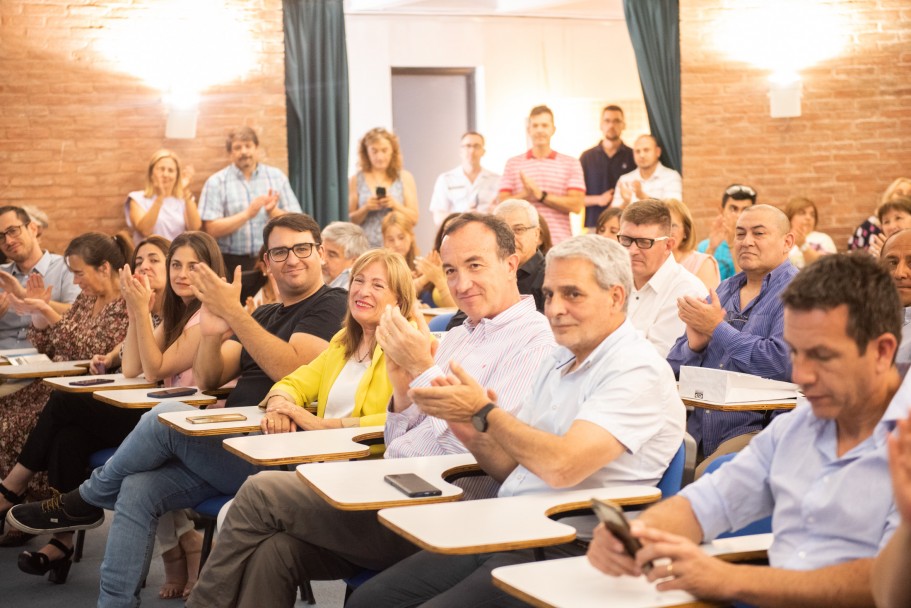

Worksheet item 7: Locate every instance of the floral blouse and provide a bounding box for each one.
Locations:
[28,292,129,361]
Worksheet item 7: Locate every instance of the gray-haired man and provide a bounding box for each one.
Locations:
[320,221,371,289]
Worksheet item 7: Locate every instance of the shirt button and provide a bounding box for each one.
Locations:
[719,363,725,369]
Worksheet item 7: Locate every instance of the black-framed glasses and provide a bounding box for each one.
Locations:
[266,242,319,262]
[726,311,749,330]
[0,223,29,244]
[511,224,537,236]
[724,184,757,198]
[616,234,669,249]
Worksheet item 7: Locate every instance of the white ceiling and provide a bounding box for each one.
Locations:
[344,0,625,21]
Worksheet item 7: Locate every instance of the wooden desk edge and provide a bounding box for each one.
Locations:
[95,392,216,409]
[43,379,158,393]
[158,416,260,437]
[0,367,87,379]
[544,492,661,519]
[223,442,370,466]
[682,399,796,412]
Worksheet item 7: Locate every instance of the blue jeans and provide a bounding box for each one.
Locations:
[79,401,265,608]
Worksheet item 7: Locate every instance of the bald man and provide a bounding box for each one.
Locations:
[615,135,681,207]
[667,205,798,470]
[881,228,911,363]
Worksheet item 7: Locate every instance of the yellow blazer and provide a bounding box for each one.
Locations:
[270,329,391,428]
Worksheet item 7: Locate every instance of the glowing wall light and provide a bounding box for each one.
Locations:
[97,0,257,138]
[712,0,850,118]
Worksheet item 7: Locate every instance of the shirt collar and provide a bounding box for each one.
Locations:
[524,149,558,160]
[8,250,51,277]
[553,319,635,376]
[228,163,261,180]
[463,294,537,332]
[518,251,545,278]
[633,254,677,295]
[728,258,795,292]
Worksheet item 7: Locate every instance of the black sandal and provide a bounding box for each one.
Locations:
[0,481,26,534]
[18,537,75,584]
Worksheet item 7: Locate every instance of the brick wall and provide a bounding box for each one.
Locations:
[0,0,288,253]
[680,0,911,249]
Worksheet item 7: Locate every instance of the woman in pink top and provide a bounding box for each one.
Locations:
[665,198,721,290]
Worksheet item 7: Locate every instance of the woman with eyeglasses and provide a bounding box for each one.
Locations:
[127,150,202,242]
[664,199,721,290]
[0,232,132,546]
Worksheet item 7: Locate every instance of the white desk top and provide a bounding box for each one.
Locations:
[43,373,158,393]
[491,534,774,608]
[0,347,39,359]
[223,425,385,466]
[378,485,662,555]
[94,387,217,409]
[0,360,90,379]
[297,453,479,510]
[158,405,264,436]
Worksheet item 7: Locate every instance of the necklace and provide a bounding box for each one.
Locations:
[355,340,375,363]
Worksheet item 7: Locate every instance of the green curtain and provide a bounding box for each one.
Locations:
[282,0,350,223]
[623,0,682,173]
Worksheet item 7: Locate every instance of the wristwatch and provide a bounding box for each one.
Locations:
[539,191,548,203]
[472,402,497,433]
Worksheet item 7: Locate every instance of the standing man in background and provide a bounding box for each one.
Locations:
[615,135,682,207]
[580,105,635,232]
[497,105,585,244]
[429,132,501,225]
[199,126,302,273]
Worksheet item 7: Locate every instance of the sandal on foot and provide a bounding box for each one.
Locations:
[18,538,74,584]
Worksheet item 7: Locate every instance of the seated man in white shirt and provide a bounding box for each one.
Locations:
[347,233,685,607]
[618,200,707,356]
[616,135,682,207]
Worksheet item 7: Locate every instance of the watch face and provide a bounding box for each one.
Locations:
[472,413,486,433]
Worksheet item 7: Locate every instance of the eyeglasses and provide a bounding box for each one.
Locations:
[616,235,669,249]
[266,242,319,262]
[0,223,29,244]
[726,311,749,330]
[724,185,757,198]
[460,143,483,149]
[511,225,538,235]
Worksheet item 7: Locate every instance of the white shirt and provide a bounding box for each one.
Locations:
[429,166,501,224]
[323,357,368,419]
[898,307,911,364]
[498,320,685,498]
[616,163,682,206]
[629,255,708,357]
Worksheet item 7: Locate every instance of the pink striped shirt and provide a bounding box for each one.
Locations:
[498,150,586,244]
[384,295,555,459]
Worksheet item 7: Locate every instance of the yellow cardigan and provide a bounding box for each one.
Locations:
[269,329,391,428]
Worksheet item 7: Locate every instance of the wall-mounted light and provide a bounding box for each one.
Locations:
[165,90,200,139]
[768,72,802,119]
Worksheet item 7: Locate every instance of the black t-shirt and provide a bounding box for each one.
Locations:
[226,285,348,407]
[579,141,635,227]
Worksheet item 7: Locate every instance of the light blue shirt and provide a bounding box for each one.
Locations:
[697,238,735,281]
[498,320,685,497]
[0,251,80,350]
[199,162,301,256]
[680,367,907,570]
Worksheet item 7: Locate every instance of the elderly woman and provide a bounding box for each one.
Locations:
[348,128,419,247]
[127,149,202,241]
[784,197,836,269]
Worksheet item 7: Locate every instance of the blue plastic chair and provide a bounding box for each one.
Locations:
[657,434,697,498]
[702,453,772,538]
[427,312,455,332]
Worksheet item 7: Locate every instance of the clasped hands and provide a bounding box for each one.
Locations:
[187,264,245,337]
[5,273,53,317]
[677,288,725,352]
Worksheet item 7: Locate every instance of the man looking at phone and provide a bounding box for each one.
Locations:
[6,213,346,607]
[588,254,904,608]
[199,126,302,272]
[346,234,685,607]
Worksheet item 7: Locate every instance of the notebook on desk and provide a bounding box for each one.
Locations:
[678,366,797,404]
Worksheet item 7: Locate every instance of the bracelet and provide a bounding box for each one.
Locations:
[539,191,548,203]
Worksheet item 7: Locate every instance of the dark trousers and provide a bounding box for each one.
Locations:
[16,390,144,492]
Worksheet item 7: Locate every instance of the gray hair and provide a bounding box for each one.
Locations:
[321,222,371,259]
[495,199,539,227]
[545,234,632,312]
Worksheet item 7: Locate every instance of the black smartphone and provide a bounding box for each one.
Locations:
[147,387,198,399]
[69,378,116,386]
[376,186,386,198]
[384,473,442,498]
[591,498,653,573]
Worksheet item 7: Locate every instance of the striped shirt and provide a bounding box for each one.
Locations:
[498,150,585,244]
[199,163,301,256]
[384,295,556,460]
[666,260,799,457]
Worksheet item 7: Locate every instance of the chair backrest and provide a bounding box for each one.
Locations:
[703,452,773,538]
[428,312,455,332]
[657,433,696,498]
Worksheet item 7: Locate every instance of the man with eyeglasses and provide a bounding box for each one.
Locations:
[429,132,501,226]
[668,205,797,472]
[697,183,758,281]
[618,200,707,357]
[615,134,682,208]
[6,214,347,606]
[580,105,635,231]
[0,206,80,350]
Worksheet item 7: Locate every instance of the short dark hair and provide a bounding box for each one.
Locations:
[65,231,133,272]
[0,206,32,225]
[262,213,322,250]
[226,126,259,152]
[722,184,758,208]
[620,199,671,235]
[442,212,516,260]
[529,105,554,121]
[602,105,624,116]
[781,254,902,356]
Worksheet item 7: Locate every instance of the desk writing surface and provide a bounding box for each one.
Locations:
[43,373,158,393]
[158,405,264,436]
[223,426,385,466]
[297,453,479,510]
[0,360,91,379]
[681,397,796,412]
[378,485,661,555]
[94,388,217,409]
[0,347,39,361]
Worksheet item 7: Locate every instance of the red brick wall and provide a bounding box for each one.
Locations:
[680,0,911,249]
[0,0,288,253]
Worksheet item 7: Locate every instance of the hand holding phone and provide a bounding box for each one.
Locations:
[375,186,387,199]
[591,498,653,574]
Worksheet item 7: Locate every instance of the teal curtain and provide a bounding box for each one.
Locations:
[623,0,682,173]
[282,0,350,223]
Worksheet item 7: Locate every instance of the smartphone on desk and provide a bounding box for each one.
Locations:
[384,473,442,498]
[69,378,116,387]
[591,498,653,573]
[147,387,198,399]
[186,413,247,425]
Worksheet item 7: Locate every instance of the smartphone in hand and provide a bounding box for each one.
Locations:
[376,186,386,198]
[591,498,653,573]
